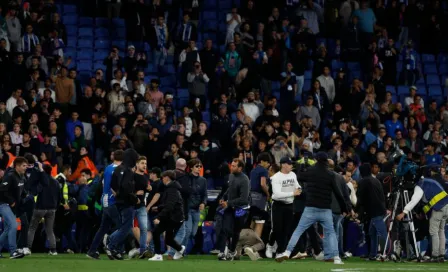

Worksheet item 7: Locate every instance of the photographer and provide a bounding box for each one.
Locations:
[396,167,448,262]
[187,61,209,111]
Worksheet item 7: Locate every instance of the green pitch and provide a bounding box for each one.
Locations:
[1,254,447,272]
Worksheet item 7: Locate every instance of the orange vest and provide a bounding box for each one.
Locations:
[43,161,58,177]
[71,156,98,182]
[6,152,16,168]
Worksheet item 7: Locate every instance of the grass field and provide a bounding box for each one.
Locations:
[1,254,448,272]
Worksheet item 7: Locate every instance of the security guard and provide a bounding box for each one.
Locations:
[396,166,448,262]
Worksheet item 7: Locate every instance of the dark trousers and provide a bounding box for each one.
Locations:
[216,208,248,253]
[269,202,294,253]
[17,213,29,249]
[54,207,77,252]
[153,219,183,255]
[88,205,122,254]
[76,211,92,253]
[290,212,322,255]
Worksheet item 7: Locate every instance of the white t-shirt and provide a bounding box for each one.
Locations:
[271,171,301,204]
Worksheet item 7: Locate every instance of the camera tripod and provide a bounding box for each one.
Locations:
[382,188,422,262]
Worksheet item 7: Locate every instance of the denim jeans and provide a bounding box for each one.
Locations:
[153,49,166,72]
[135,206,148,253]
[296,75,304,101]
[332,214,344,255]
[182,209,200,249]
[369,215,388,258]
[287,207,338,259]
[0,204,18,254]
[167,221,186,256]
[88,205,121,254]
[108,206,135,251]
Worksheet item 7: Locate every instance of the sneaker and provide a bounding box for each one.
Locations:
[138,250,149,259]
[291,252,307,260]
[10,250,25,259]
[104,246,114,260]
[148,254,163,261]
[128,248,140,259]
[48,250,58,256]
[218,252,227,261]
[65,249,75,254]
[314,251,324,261]
[438,256,445,263]
[334,256,344,265]
[344,252,352,258]
[210,249,220,255]
[265,244,274,259]
[0,254,3,259]
[226,251,236,261]
[103,234,109,248]
[244,247,258,261]
[112,250,123,260]
[173,246,186,260]
[368,254,382,261]
[275,251,290,263]
[22,248,31,256]
[86,251,100,260]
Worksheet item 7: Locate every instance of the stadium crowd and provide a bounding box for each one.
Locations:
[0,0,448,265]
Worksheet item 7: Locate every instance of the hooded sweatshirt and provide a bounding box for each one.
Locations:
[111,148,139,207]
[157,180,185,223]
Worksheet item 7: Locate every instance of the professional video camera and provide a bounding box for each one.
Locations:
[377,151,420,193]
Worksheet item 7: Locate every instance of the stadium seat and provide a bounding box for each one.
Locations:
[424,64,437,74]
[93,62,107,72]
[397,85,409,95]
[422,54,435,63]
[316,38,326,47]
[272,91,280,101]
[63,15,78,26]
[79,17,94,27]
[416,84,427,95]
[161,75,177,88]
[426,74,440,85]
[94,39,111,50]
[202,112,211,123]
[437,54,448,64]
[166,55,174,64]
[428,85,442,96]
[165,65,176,75]
[349,70,361,81]
[77,50,94,60]
[112,40,126,51]
[65,48,77,59]
[67,38,77,48]
[112,18,125,27]
[66,26,78,37]
[386,85,396,93]
[78,71,92,84]
[203,20,218,32]
[94,50,109,61]
[303,79,311,91]
[439,64,448,75]
[203,11,216,21]
[331,60,344,70]
[347,62,360,71]
[78,27,94,38]
[177,88,189,98]
[95,18,110,28]
[113,28,126,39]
[203,33,217,43]
[304,70,312,80]
[63,5,77,14]
[219,0,232,9]
[78,39,93,49]
[76,60,93,71]
[272,81,281,91]
[95,27,109,38]
[203,1,218,10]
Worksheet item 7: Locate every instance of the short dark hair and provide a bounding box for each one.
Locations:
[188,158,202,168]
[43,164,53,175]
[137,156,147,163]
[24,153,36,164]
[232,158,245,169]
[161,170,176,180]
[81,168,92,177]
[13,157,28,168]
[61,164,71,174]
[113,150,124,161]
[257,152,271,164]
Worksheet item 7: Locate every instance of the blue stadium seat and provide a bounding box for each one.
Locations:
[178,98,189,109]
[396,61,403,72]
[424,64,437,74]
[349,70,361,81]
[316,38,326,47]
[113,28,126,39]
[203,33,217,43]
[204,20,218,32]
[422,54,435,63]
[166,54,174,64]
[95,39,111,50]
[66,26,78,37]
[426,74,440,85]
[308,60,314,70]
[78,27,94,38]
[67,38,77,48]
[439,64,448,75]
[347,62,360,71]
[331,60,344,70]
[112,40,126,51]
[428,85,442,96]
[94,62,107,72]
[95,18,110,28]
[202,112,211,123]
[112,18,125,27]
[416,84,427,94]
[65,48,77,59]
[415,77,425,85]
[161,75,177,88]
[165,65,175,75]
[94,50,108,61]
[303,79,311,91]
[77,50,94,60]
[272,91,280,101]
[78,71,91,84]
[203,1,218,10]
[95,27,109,38]
[397,86,409,95]
[272,81,281,91]
[78,39,93,49]
[177,88,189,99]
[437,54,448,64]
[63,5,77,14]
[203,11,216,21]
[76,60,93,71]
[304,70,312,80]
[386,85,396,93]
[79,17,94,27]
[63,15,78,26]
[219,0,232,9]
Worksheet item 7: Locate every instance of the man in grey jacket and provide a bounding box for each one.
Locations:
[187,61,209,110]
[6,9,21,52]
[216,159,250,261]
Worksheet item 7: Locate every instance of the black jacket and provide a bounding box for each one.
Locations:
[222,172,250,208]
[299,162,348,213]
[35,175,60,210]
[0,170,26,210]
[175,169,191,220]
[331,173,352,214]
[111,149,139,207]
[357,175,387,218]
[157,180,184,223]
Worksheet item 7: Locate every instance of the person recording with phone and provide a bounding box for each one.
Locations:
[187,61,209,111]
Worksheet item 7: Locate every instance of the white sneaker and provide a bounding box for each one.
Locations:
[275,250,290,263]
[173,246,185,260]
[128,248,140,259]
[344,252,352,258]
[244,247,258,261]
[265,245,274,258]
[48,250,58,256]
[314,251,324,261]
[22,248,31,256]
[334,256,344,265]
[148,254,163,261]
[291,252,307,259]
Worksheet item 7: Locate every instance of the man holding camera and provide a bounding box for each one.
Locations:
[396,167,448,262]
[187,61,209,110]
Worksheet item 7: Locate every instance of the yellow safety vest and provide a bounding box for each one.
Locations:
[423,191,448,214]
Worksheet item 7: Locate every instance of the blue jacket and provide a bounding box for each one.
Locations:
[418,178,448,213]
[69,183,90,207]
[102,163,118,207]
[187,174,207,210]
[65,119,84,144]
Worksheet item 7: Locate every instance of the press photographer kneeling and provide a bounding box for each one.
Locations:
[396,166,448,262]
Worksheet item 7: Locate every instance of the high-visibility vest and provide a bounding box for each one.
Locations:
[43,161,58,177]
[71,157,99,181]
[6,152,15,168]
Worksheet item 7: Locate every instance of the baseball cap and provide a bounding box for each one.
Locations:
[280,157,293,165]
[315,151,328,162]
[128,45,135,50]
[410,86,417,91]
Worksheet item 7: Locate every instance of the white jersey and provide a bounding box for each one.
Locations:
[271,171,301,204]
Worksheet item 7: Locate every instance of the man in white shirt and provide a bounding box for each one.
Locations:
[266,157,301,259]
[240,91,260,122]
[316,66,335,104]
[6,89,26,115]
[404,86,424,109]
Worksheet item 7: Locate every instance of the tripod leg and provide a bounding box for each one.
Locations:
[383,192,401,257]
[404,191,421,260]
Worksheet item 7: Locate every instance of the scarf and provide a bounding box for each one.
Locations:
[22,33,39,53]
[178,23,192,43]
[155,24,166,50]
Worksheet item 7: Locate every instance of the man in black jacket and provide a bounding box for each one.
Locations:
[278,152,348,264]
[105,148,139,260]
[149,170,186,261]
[216,159,250,261]
[27,164,59,255]
[0,156,28,259]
